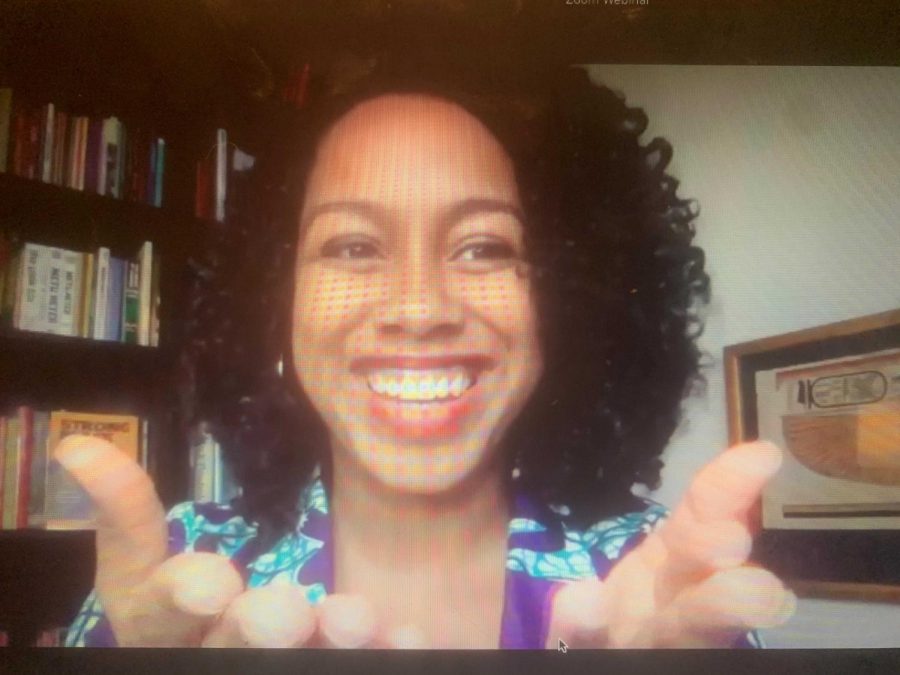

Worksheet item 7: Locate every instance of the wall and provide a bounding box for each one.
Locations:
[587,65,900,647]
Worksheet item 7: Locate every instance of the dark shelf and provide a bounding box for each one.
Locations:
[0,529,95,646]
[0,172,207,257]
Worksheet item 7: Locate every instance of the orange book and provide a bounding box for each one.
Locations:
[44,411,140,529]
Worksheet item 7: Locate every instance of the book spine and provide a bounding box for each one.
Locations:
[40,103,54,183]
[137,241,153,346]
[27,411,51,527]
[154,138,165,207]
[0,88,12,173]
[65,115,79,189]
[149,252,161,347]
[52,110,67,185]
[79,117,90,190]
[15,407,34,528]
[0,417,6,523]
[78,252,95,338]
[92,247,110,340]
[44,247,65,334]
[102,117,120,198]
[214,129,227,222]
[122,260,139,344]
[106,256,125,341]
[2,416,21,529]
[15,243,48,332]
[60,248,83,336]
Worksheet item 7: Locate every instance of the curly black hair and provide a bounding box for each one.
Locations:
[179,51,710,553]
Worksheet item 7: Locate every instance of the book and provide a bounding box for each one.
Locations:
[214,128,227,222]
[39,103,54,183]
[153,137,165,207]
[14,242,49,332]
[106,256,126,341]
[26,411,51,526]
[149,252,161,347]
[91,247,110,340]
[1,407,34,529]
[65,113,79,189]
[121,259,139,344]
[59,248,83,336]
[137,241,153,346]
[0,88,12,172]
[44,411,141,530]
[43,246,65,334]
[52,110,68,186]
[0,417,6,523]
[190,425,217,503]
[85,117,102,194]
[78,251,95,338]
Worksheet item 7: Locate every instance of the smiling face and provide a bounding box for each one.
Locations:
[291,94,543,495]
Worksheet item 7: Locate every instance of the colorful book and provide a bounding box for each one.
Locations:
[121,260,139,344]
[44,411,141,530]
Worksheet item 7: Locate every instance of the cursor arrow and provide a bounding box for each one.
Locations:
[558,638,568,653]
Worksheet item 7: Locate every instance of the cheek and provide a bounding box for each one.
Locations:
[293,268,380,341]
[453,271,538,349]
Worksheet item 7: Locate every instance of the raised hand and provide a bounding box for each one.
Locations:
[54,435,393,648]
[546,441,796,649]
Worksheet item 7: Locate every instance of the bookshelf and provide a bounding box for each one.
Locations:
[0,1,306,648]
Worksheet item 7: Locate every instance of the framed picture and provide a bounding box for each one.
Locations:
[724,309,900,602]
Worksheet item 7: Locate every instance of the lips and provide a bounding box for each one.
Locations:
[350,354,493,439]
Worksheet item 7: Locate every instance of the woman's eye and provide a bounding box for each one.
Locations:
[452,241,516,262]
[321,238,382,260]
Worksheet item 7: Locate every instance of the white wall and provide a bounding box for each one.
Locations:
[587,65,900,648]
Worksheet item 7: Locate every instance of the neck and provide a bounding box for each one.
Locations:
[328,448,511,572]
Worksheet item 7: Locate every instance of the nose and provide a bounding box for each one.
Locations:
[378,257,464,338]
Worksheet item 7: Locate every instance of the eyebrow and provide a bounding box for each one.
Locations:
[301,198,526,232]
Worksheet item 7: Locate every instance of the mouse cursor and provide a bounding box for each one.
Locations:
[558,638,568,653]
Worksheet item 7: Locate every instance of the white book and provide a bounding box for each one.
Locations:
[15,243,50,332]
[43,247,65,334]
[92,247,110,340]
[137,241,153,346]
[214,128,227,222]
[59,248,84,336]
[191,433,217,503]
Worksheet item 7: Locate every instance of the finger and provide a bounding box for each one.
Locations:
[544,579,610,649]
[647,566,797,648]
[54,435,168,598]
[654,519,753,606]
[685,441,782,527]
[315,594,380,648]
[201,584,317,648]
[125,552,244,647]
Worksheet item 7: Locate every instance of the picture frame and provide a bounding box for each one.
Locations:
[724,309,900,602]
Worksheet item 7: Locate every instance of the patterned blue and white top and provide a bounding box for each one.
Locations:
[65,474,762,649]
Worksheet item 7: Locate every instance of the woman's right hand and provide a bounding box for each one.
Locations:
[55,435,389,648]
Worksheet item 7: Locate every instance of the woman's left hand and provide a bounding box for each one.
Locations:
[545,441,797,648]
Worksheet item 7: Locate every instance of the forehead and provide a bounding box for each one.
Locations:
[303,94,521,208]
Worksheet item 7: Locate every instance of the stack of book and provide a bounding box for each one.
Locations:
[0,407,148,530]
[0,239,160,346]
[0,88,166,207]
[194,127,255,222]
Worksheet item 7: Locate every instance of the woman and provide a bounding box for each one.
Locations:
[59,55,795,648]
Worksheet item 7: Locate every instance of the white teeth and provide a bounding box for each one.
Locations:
[367,368,473,401]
